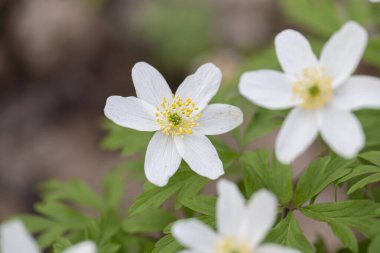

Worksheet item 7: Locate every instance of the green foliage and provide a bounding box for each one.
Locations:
[266,213,314,253]
[242,150,293,205]
[294,156,354,207]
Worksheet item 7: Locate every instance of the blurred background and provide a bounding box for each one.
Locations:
[0,0,379,251]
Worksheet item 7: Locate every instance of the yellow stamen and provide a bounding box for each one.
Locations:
[155,95,201,137]
[292,67,332,109]
[215,237,251,253]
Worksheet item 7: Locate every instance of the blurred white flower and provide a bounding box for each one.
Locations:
[105,62,243,186]
[239,21,380,164]
[0,220,96,253]
[172,179,300,253]
[369,0,380,2]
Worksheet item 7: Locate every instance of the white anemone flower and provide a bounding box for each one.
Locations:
[172,179,300,253]
[104,62,243,186]
[0,220,96,253]
[239,21,380,164]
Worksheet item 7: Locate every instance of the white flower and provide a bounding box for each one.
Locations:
[239,21,380,164]
[172,179,300,253]
[370,0,380,2]
[0,220,96,253]
[104,62,243,186]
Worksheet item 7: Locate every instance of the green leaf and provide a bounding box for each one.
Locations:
[101,120,152,156]
[241,150,293,205]
[103,168,126,209]
[152,234,182,253]
[182,196,216,216]
[348,173,380,195]
[337,165,380,184]
[368,235,380,253]
[329,222,358,253]
[300,200,380,238]
[346,0,370,25]
[39,180,103,210]
[365,36,380,68]
[129,170,208,215]
[123,210,176,233]
[359,151,380,166]
[294,156,353,207]
[265,213,314,253]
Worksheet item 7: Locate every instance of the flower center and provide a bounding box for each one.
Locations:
[215,237,251,253]
[292,67,333,109]
[155,95,201,137]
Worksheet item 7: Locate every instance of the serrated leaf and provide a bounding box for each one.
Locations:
[337,165,380,184]
[300,200,380,238]
[359,151,380,166]
[242,150,293,205]
[329,222,358,253]
[294,156,353,207]
[265,213,314,253]
[129,170,208,216]
[123,209,175,233]
[39,180,103,210]
[348,173,380,195]
[152,234,182,253]
[182,196,216,216]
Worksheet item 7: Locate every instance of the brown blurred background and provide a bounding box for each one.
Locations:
[0,0,370,251]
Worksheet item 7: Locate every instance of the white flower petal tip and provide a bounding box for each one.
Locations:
[145,132,182,187]
[0,219,40,253]
[175,63,222,112]
[238,70,297,110]
[171,219,217,251]
[174,134,224,180]
[131,61,172,107]
[275,108,318,165]
[197,104,243,135]
[104,96,159,131]
[63,241,97,253]
[320,21,368,88]
[274,29,318,76]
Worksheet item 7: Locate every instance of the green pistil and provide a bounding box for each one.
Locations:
[168,113,182,126]
[309,85,320,97]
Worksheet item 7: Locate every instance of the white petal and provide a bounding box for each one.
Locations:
[216,179,245,236]
[63,241,96,253]
[238,190,278,249]
[0,220,40,253]
[332,75,380,110]
[104,96,159,131]
[172,219,217,252]
[275,108,318,164]
[196,104,243,135]
[318,105,364,158]
[175,63,222,112]
[239,70,298,109]
[132,62,173,107]
[256,244,301,253]
[320,21,368,88]
[174,134,224,180]
[275,30,318,76]
[144,132,182,186]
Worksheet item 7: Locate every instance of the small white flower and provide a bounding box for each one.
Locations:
[0,220,96,253]
[172,179,300,253]
[105,62,243,186]
[239,21,380,164]
[369,0,380,2]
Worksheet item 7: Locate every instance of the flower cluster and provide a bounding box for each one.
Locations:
[172,179,300,253]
